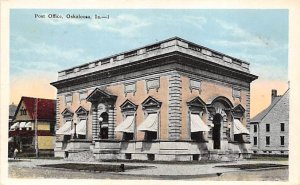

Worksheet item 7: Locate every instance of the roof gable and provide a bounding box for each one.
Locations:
[14,97,56,121]
[251,89,289,123]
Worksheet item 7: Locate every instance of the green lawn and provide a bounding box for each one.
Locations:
[248,155,288,161]
[215,163,288,170]
[40,163,150,172]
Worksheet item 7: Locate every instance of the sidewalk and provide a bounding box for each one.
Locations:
[8,158,288,178]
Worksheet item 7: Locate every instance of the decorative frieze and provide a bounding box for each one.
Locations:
[146,78,160,92]
[232,88,241,101]
[65,94,72,105]
[79,91,87,101]
[124,83,136,96]
[189,79,201,93]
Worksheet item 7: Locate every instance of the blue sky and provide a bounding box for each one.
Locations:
[10,9,289,115]
[10,9,288,79]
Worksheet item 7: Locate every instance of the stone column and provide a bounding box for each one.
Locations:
[55,96,61,141]
[92,103,98,140]
[108,105,115,139]
[168,72,182,140]
[245,90,251,141]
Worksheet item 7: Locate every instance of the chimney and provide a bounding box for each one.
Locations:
[271,89,277,102]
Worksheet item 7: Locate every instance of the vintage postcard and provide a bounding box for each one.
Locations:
[1,0,299,185]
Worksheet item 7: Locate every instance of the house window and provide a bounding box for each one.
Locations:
[254,125,257,132]
[20,108,27,115]
[253,136,257,146]
[266,136,270,146]
[79,91,87,101]
[50,123,55,134]
[65,94,72,105]
[266,124,270,132]
[280,136,285,146]
[145,131,157,141]
[138,96,161,141]
[281,123,285,132]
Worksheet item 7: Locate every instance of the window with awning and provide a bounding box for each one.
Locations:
[115,115,135,133]
[25,122,32,127]
[56,121,72,135]
[190,114,210,132]
[137,113,158,132]
[70,120,87,135]
[19,122,27,130]
[233,119,249,135]
[10,122,19,130]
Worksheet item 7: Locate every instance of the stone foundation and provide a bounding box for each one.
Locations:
[92,140,250,161]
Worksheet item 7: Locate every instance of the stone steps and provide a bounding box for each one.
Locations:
[65,150,95,162]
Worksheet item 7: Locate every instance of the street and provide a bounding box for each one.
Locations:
[8,158,289,181]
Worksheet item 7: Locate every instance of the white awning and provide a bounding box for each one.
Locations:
[10,122,19,130]
[191,114,210,132]
[233,119,250,135]
[115,116,135,133]
[56,121,72,135]
[137,113,158,132]
[25,122,32,128]
[70,120,87,135]
[19,122,27,128]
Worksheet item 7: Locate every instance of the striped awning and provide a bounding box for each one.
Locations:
[233,119,250,135]
[25,122,32,128]
[10,122,19,130]
[56,121,72,135]
[115,116,135,133]
[138,113,158,132]
[190,114,210,132]
[70,120,86,135]
[19,122,27,128]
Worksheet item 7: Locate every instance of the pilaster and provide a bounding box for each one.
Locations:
[168,72,182,140]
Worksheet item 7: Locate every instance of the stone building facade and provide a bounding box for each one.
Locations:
[51,37,257,161]
[250,89,289,155]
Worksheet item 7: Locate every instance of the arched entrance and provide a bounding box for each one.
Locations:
[212,114,222,149]
[99,112,109,139]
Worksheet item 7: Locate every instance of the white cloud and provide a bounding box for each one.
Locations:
[213,19,279,49]
[10,35,92,73]
[87,14,151,37]
[38,14,151,38]
[182,15,207,29]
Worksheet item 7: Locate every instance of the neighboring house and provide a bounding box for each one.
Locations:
[9,96,56,156]
[8,103,18,151]
[51,37,257,161]
[9,103,17,127]
[250,88,289,155]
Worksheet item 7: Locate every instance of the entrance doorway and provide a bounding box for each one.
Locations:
[99,112,109,139]
[212,114,222,149]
